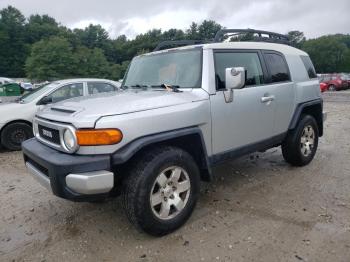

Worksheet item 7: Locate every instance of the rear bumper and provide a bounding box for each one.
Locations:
[22,138,114,201]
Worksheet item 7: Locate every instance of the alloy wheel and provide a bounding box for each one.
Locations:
[150,166,191,220]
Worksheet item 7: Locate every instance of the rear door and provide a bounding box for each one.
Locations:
[262,51,295,136]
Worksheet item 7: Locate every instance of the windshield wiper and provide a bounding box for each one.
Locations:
[151,84,182,93]
[131,84,149,89]
[121,84,148,90]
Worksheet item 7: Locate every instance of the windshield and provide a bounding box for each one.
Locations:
[20,82,59,103]
[123,49,202,89]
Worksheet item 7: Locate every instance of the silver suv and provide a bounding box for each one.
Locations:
[22,29,326,236]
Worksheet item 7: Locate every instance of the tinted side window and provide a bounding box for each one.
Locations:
[214,52,264,90]
[300,56,317,79]
[88,82,116,94]
[48,83,83,103]
[264,53,290,83]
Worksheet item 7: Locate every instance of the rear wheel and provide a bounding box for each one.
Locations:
[122,146,200,236]
[1,122,33,151]
[282,115,319,166]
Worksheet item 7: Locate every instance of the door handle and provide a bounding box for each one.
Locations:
[261,95,275,103]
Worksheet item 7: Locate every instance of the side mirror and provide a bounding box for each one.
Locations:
[225,67,246,90]
[38,96,52,105]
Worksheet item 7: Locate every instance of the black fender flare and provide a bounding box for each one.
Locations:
[288,98,323,136]
[111,126,213,180]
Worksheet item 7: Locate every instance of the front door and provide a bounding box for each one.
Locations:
[211,50,276,155]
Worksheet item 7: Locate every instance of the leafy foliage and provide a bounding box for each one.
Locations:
[287,31,306,48]
[0,6,28,77]
[0,5,349,80]
[25,36,75,80]
[302,35,350,73]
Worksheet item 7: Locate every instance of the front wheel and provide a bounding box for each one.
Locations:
[122,146,200,236]
[282,115,319,166]
[1,122,33,151]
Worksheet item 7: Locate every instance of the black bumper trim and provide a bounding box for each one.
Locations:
[22,138,111,201]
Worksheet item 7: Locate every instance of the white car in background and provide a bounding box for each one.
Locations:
[20,82,34,91]
[0,77,14,85]
[0,78,121,150]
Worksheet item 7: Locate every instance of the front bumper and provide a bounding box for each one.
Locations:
[22,138,114,201]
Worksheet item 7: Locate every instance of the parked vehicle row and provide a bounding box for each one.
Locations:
[0,79,121,150]
[319,73,350,92]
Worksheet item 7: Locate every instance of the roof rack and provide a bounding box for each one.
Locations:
[214,29,290,45]
[154,40,210,51]
[154,29,291,51]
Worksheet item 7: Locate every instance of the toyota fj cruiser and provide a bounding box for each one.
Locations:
[22,29,326,236]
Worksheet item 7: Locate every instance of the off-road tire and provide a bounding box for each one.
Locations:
[282,115,319,166]
[1,122,33,151]
[122,146,200,236]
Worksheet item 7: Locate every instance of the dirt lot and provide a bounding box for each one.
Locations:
[1,93,350,262]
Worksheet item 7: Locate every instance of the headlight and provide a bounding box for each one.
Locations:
[63,128,77,151]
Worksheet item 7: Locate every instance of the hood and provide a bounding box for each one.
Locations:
[37,89,209,128]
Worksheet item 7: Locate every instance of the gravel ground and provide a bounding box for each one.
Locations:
[1,94,350,262]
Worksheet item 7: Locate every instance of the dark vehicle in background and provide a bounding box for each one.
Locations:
[320,74,349,91]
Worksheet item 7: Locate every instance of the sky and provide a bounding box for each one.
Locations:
[0,0,349,39]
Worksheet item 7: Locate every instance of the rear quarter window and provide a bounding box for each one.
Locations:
[264,53,290,83]
[300,56,317,79]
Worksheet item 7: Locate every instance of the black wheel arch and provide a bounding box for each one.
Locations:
[111,127,213,182]
[289,99,324,137]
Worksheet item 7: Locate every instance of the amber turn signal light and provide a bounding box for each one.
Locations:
[76,129,123,146]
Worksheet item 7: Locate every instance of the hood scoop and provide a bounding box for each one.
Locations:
[50,106,78,114]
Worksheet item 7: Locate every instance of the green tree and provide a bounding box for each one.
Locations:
[109,35,129,64]
[25,36,75,80]
[162,29,185,40]
[109,60,130,80]
[74,24,110,49]
[197,20,222,40]
[186,22,199,39]
[24,14,60,44]
[287,30,306,48]
[302,36,348,73]
[74,46,111,78]
[0,6,28,77]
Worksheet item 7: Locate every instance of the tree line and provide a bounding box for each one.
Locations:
[0,5,349,81]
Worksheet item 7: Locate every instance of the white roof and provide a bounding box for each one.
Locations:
[202,42,307,56]
[148,41,308,57]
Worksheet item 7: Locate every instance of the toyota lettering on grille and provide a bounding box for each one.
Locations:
[42,129,53,138]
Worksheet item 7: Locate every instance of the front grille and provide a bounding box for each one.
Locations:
[38,125,60,145]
